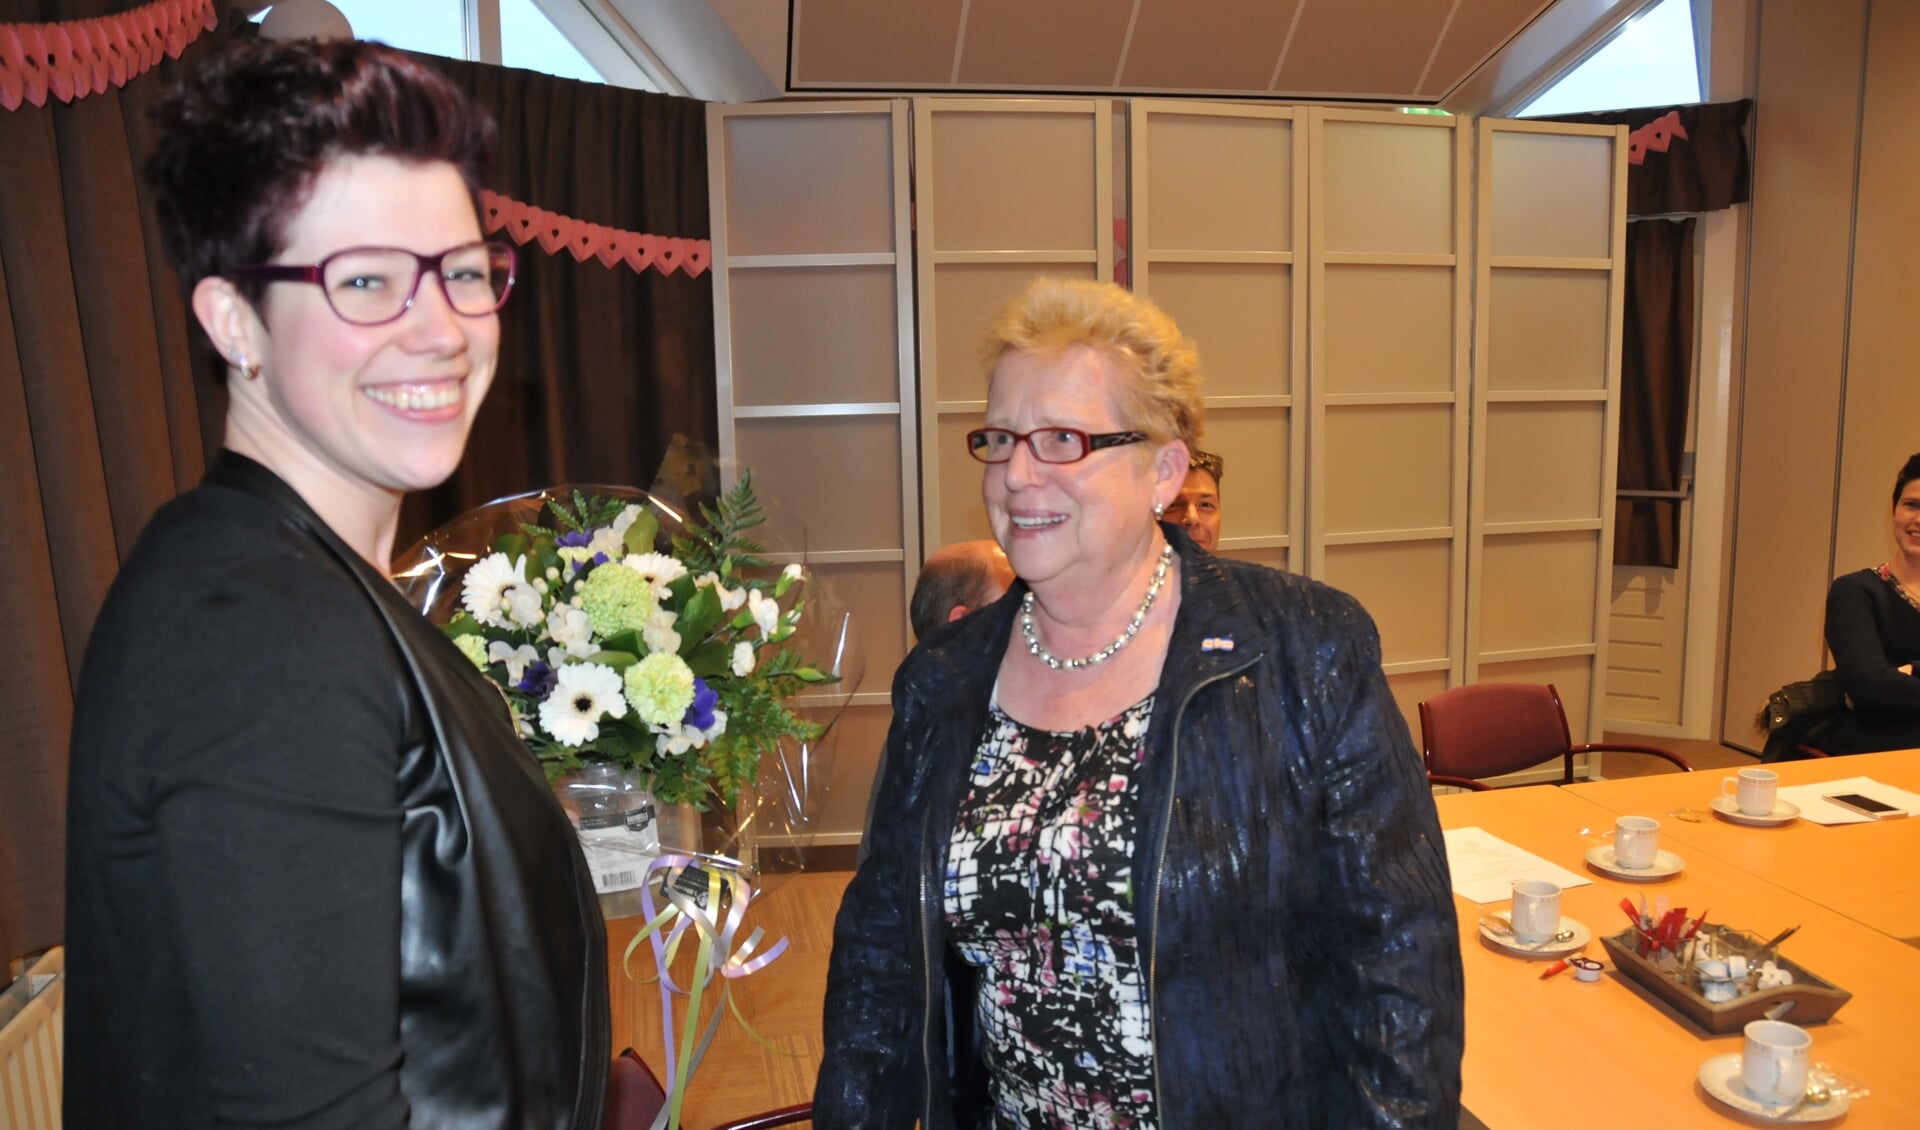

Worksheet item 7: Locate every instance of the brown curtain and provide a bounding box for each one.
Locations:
[1614,218,1696,568]
[1539,100,1752,568]
[0,4,714,964]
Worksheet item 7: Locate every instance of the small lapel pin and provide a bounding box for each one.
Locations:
[1200,637,1235,652]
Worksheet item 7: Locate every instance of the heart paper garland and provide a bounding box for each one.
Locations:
[480,190,711,280]
[0,0,217,112]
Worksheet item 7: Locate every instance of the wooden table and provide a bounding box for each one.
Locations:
[1437,786,1920,1128]
[1565,748,1920,942]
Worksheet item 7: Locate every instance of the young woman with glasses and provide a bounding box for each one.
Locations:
[63,39,606,1127]
[818,278,1464,1128]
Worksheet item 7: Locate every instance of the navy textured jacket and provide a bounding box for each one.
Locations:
[817,527,1463,1128]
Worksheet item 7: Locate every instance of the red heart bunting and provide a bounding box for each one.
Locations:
[0,1,218,109]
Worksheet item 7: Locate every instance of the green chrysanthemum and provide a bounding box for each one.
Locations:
[452,633,490,670]
[579,562,657,637]
[624,651,695,728]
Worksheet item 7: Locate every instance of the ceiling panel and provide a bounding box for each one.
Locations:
[1419,0,1559,98]
[790,0,967,86]
[958,0,1134,88]
[1119,0,1305,93]
[780,0,1640,111]
[1273,0,1457,98]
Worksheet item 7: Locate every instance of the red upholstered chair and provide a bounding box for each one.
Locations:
[1418,682,1694,790]
[604,1047,812,1130]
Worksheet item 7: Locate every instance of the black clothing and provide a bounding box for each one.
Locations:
[1816,568,1920,755]
[65,452,608,1128]
[818,525,1464,1129]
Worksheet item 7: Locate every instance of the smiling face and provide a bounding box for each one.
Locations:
[1166,467,1221,551]
[1894,480,1920,565]
[982,346,1183,594]
[205,155,498,515]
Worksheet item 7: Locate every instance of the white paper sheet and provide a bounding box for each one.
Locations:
[1442,826,1593,903]
[1774,776,1920,825]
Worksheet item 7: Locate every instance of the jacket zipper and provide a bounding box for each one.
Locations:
[1147,656,1258,1125]
[921,812,940,1129]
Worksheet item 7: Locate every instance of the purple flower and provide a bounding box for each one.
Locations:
[682,677,718,731]
[516,660,558,697]
[557,530,594,548]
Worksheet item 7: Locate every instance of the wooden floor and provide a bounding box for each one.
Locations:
[608,869,849,1129]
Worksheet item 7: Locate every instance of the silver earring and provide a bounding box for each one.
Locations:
[1153,502,1166,520]
[233,352,259,380]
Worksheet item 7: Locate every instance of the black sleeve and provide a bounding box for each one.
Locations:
[816,665,929,1127]
[1307,598,1464,1127]
[148,558,411,1126]
[1825,575,1920,713]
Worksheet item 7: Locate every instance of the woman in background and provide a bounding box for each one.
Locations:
[1815,452,1920,755]
[818,278,1462,1128]
[64,39,606,1127]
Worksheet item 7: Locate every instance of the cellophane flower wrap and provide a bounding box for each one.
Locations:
[391,474,859,842]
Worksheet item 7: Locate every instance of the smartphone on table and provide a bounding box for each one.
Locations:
[1823,792,1908,819]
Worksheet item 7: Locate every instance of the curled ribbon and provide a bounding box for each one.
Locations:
[621,853,789,1130]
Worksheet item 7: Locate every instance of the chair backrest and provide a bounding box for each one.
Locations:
[603,1048,666,1130]
[1419,683,1575,784]
[0,949,65,1130]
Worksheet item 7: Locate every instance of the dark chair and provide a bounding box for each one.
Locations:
[605,1047,812,1130]
[1418,682,1694,790]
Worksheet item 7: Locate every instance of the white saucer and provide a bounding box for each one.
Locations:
[1585,844,1685,881]
[1697,1054,1852,1122]
[1710,795,1802,827]
[1478,913,1591,959]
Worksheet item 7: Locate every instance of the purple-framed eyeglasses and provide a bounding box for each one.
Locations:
[226,240,517,327]
[966,427,1150,465]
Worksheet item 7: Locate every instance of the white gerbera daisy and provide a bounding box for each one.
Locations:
[623,552,688,598]
[461,552,529,628]
[538,662,628,747]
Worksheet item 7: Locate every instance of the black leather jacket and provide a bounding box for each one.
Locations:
[817,527,1462,1128]
[65,453,608,1127]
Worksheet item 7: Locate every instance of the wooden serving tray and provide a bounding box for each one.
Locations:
[1598,925,1852,1034]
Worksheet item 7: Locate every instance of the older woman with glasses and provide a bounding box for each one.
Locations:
[64,39,607,1127]
[818,278,1462,1128]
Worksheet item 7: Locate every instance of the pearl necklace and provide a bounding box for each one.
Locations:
[1020,544,1175,671]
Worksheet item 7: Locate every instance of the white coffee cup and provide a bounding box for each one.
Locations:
[1510,879,1561,943]
[1742,1019,1811,1105]
[1723,767,1779,817]
[1614,815,1660,869]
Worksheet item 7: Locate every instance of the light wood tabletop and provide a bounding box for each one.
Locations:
[1437,785,1920,1129]
[1564,748,1920,942]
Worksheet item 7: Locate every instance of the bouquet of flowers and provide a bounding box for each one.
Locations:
[394,473,844,813]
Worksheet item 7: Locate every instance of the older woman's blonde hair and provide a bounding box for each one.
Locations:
[980,278,1204,448]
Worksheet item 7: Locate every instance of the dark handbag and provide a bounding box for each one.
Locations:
[1757,670,1846,733]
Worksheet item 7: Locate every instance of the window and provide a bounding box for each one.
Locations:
[253,1,636,89]
[1519,0,1701,117]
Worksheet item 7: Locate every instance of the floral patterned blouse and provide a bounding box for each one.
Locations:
[942,696,1158,1129]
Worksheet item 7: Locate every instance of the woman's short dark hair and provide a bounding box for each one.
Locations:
[1895,453,1920,508]
[146,37,497,305]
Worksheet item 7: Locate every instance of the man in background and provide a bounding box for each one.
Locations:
[1166,448,1224,552]
[908,539,1015,640]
